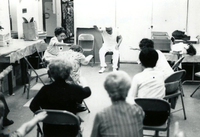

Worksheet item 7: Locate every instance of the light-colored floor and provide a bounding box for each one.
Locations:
[2,63,200,137]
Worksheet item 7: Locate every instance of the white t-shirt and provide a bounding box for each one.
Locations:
[155,50,174,79]
[126,68,165,104]
[101,29,119,50]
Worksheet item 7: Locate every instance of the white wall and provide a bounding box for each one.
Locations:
[187,0,200,37]
[74,0,188,62]
[0,0,11,35]
[9,0,43,38]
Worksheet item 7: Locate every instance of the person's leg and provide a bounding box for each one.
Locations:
[0,93,14,126]
[112,49,120,71]
[99,47,108,73]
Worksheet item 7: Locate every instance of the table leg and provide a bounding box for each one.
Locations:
[7,71,13,95]
[20,59,28,84]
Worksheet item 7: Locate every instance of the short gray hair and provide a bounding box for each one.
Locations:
[104,71,131,101]
[48,59,72,81]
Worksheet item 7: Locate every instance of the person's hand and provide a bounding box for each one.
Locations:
[174,122,185,137]
[93,25,98,30]
[34,111,47,122]
[79,77,88,87]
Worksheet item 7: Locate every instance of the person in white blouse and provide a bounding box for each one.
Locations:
[127,48,165,104]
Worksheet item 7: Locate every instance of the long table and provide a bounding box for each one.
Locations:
[0,39,46,95]
[164,52,200,83]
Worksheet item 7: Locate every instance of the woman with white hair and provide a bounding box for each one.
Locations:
[30,59,91,137]
[91,71,144,137]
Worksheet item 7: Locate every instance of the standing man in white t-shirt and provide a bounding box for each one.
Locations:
[94,26,122,73]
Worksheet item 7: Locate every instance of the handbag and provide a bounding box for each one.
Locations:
[22,17,38,41]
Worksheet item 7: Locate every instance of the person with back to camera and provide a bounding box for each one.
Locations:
[57,44,93,85]
[43,27,71,62]
[0,101,47,137]
[0,93,14,128]
[139,38,173,79]
[126,48,166,104]
[94,25,122,73]
[91,71,144,137]
[29,59,91,137]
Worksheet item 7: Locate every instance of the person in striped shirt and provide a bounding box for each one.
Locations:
[91,71,144,137]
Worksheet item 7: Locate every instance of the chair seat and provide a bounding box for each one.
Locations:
[143,119,169,131]
[30,68,48,77]
[195,72,200,77]
[105,51,113,55]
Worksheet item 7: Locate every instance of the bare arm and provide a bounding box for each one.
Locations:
[16,111,47,136]
[54,42,71,47]
[81,55,94,65]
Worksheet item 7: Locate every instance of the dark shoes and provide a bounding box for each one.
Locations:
[3,119,14,127]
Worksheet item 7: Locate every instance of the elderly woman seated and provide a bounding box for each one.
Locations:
[29,59,91,137]
[91,71,144,137]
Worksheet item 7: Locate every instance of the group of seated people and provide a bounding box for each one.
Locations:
[0,26,186,137]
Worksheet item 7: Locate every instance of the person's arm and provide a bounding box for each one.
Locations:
[126,76,138,104]
[93,25,103,33]
[16,111,47,136]
[80,55,93,65]
[115,35,122,50]
[54,42,71,47]
[91,113,101,137]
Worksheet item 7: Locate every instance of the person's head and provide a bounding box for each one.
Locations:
[139,48,158,68]
[0,102,4,127]
[48,59,72,81]
[139,38,154,50]
[54,27,66,41]
[70,44,83,53]
[106,27,113,35]
[104,71,131,102]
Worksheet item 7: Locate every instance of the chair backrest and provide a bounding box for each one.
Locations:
[135,98,170,126]
[35,109,80,137]
[165,70,186,83]
[36,41,48,53]
[171,56,185,71]
[78,34,94,50]
[165,80,180,95]
[35,109,80,125]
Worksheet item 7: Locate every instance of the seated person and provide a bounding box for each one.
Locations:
[127,48,165,104]
[139,38,174,79]
[43,27,71,61]
[57,44,93,85]
[0,93,14,127]
[91,71,144,137]
[29,59,91,137]
[0,101,47,137]
[94,26,122,73]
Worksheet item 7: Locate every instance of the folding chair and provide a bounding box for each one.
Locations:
[105,35,122,69]
[135,98,171,137]
[23,42,49,99]
[190,70,200,97]
[78,34,95,66]
[35,109,81,137]
[164,70,187,120]
[171,56,185,71]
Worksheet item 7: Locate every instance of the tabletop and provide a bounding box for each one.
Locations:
[0,39,45,63]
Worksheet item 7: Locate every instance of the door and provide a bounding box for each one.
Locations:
[45,2,57,37]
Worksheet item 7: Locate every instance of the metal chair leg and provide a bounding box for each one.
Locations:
[180,94,187,120]
[83,100,90,113]
[190,84,200,97]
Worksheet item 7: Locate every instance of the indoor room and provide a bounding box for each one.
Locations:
[0,0,200,136]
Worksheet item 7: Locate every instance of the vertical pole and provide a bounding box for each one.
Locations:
[186,0,189,34]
